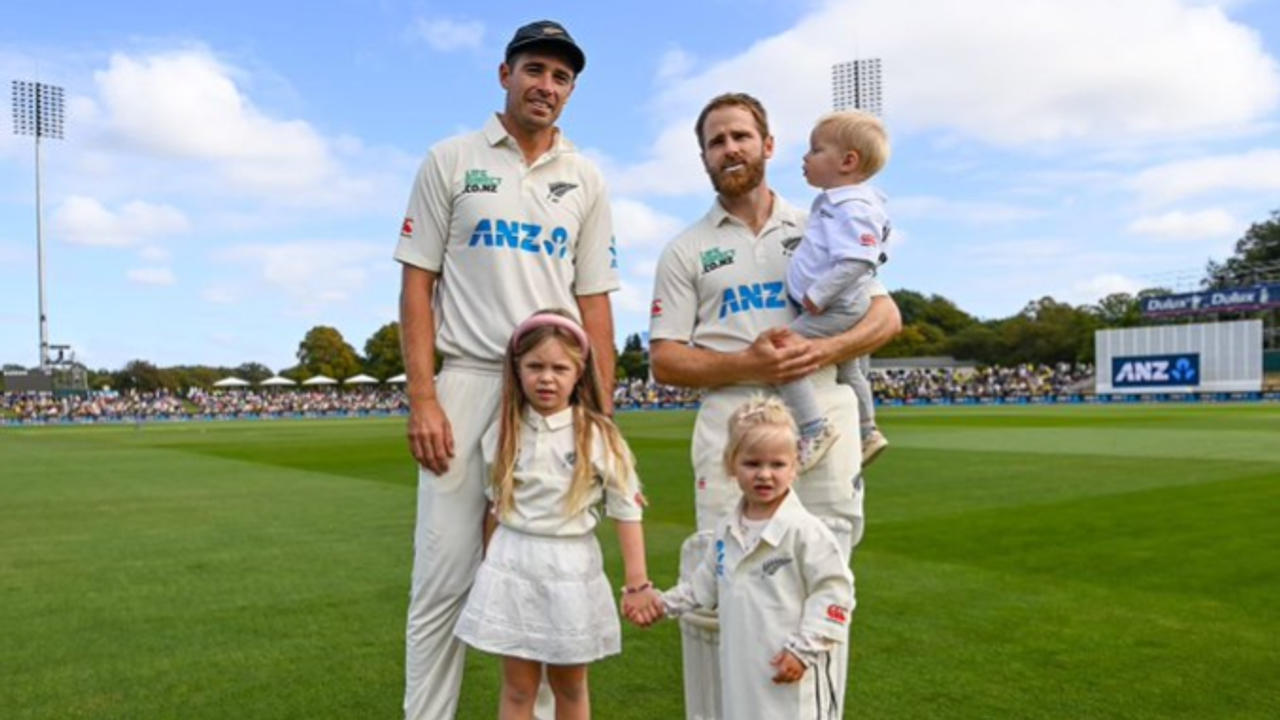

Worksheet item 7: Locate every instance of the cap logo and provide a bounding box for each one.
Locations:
[542,26,564,36]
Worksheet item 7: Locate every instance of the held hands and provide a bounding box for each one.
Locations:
[770,650,806,684]
[620,587,664,628]
[406,396,454,474]
[746,328,822,384]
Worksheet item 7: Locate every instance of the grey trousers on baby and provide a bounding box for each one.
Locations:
[779,301,877,434]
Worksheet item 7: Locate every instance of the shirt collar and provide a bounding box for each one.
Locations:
[483,113,573,154]
[754,489,808,547]
[522,404,575,431]
[823,183,876,204]
[705,190,801,234]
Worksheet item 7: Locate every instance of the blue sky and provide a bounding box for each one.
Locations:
[2,0,1279,371]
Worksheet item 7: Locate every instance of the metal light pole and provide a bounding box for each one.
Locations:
[11,80,65,371]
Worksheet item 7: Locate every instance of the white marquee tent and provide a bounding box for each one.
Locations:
[301,375,337,386]
[213,377,251,388]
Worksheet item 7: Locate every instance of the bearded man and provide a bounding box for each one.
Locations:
[647,92,901,717]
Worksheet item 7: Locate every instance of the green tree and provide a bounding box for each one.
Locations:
[364,322,403,380]
[617,333,648,380]
[116,360,176,392]
[296,326,362,380]
[1091,292,1143,328]
[947,323,1002,364]
[1205,209,1280,288]
[235,362,274,384]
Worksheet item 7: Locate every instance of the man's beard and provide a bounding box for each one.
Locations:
[707,155,765,198]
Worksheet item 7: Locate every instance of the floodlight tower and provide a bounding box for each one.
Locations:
[831,58,883,116]
[11,80,65,371]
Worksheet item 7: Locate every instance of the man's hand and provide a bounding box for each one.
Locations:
[406,396,454,474]
[770,650,806,683]
[745,328,823,384]
[802,295,823,315]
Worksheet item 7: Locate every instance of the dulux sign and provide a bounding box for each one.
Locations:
[1111,354,1201,388]
[1141,283,1280,317]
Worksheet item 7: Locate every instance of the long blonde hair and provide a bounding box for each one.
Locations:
[491,308,633,520]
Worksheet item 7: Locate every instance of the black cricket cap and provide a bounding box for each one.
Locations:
[505,20,585,75]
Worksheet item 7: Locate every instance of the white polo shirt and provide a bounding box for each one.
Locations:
[787,183,889,309]
[394,114,619,364]
[648,194,886,527]
[480,406,643,537]
[662,490,854,720]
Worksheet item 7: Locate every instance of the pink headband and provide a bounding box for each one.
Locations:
[510,313,591,355]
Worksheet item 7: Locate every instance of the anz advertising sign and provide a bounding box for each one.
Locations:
[1111,354,1201,388]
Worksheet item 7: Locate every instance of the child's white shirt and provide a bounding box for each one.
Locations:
[662,490,854,719]
[785,183,889,311]
[481,406,643,536]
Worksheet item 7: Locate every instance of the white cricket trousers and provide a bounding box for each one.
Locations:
[404,362,502,720]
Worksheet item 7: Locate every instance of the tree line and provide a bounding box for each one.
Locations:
[5,209,1277,393]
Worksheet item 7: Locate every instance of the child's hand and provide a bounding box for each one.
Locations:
[770,650,806,684]
[621,588,664,627]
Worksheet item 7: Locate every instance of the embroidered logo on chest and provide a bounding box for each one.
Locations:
[547,181,578,202]
[761,556,793,576]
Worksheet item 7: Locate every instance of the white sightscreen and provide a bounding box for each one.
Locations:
[1095,320,1262,394]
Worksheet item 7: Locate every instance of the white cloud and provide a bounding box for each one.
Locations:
[87,49,377,205]
[656,48,695,82]
[613,278,655,315]
[1072,273,1145,302]
[414,18,485,52]
[1128,209,1240,239]
[127,267,176,286]
[1128,148,1280,205]
[201,286,238,305]
[893,196,1045,225]
[138,245,171,262]
[52,196,189,247]
[611,198,685,250]
[613,0,1280,197]
[215,242,384,310]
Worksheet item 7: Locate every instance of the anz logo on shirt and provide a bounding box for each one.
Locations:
[468,219,571,258]
[718,281,788,319]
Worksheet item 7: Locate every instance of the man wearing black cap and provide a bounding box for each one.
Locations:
[394,19,618,720]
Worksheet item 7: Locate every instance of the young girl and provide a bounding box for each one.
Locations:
[656,396,855,719]
[453,309,663,720]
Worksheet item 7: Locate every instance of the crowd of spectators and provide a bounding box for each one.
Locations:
[613,378,702,408]
[870,363,1094,403]
[1,388,409,423]
[3,363,1097,423]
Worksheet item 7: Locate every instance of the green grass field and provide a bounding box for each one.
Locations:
[3,404,1278,719]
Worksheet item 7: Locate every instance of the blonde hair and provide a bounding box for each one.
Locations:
[814,110,890,178]
[722,395,799,476]
[491,308,633,520]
